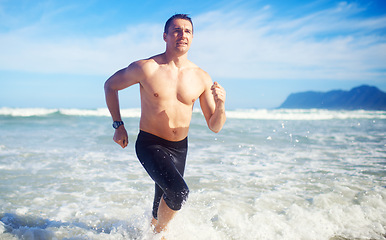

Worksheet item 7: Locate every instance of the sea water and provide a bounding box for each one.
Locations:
[0,108,385,240]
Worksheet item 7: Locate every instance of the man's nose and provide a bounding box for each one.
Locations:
[179,30,187,38]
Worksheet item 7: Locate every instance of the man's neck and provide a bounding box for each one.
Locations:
[163,51,189,68]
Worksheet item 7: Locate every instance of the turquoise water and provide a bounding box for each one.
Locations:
[0,108,385,240]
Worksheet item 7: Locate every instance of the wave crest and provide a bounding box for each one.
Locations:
[0,107,385,120]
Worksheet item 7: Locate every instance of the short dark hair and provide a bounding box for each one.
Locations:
[164,14,193,34]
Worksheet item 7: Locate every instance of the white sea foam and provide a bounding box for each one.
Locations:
[0,107,385,120]
[226,108,386,120]
[0,108,385,239]
[60,108,142,118]
[0,107,58,117]
[0,107,142,118]
[59,108,111,117]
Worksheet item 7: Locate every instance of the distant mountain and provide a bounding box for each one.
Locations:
[279,85,386,110]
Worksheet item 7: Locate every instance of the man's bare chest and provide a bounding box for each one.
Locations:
[141,69,203,105]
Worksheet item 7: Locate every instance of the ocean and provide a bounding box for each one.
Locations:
[0,107,385,240]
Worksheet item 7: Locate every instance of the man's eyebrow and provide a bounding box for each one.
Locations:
[172,26,192,31]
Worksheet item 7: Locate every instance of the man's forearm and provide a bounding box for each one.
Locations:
[209,105,226,133]
[104,81,122,122]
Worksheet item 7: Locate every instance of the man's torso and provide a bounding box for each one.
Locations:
[137,54,209,141]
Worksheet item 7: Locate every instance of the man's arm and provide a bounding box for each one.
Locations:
[104,61,143,148]
[200,78,226,133]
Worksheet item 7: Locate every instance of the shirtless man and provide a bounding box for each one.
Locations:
[104,14,226,234]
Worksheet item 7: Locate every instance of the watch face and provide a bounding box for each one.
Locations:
[113,121,123,129]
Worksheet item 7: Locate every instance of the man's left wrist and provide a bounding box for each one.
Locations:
[112,121,124,129]
[216,102,225,111]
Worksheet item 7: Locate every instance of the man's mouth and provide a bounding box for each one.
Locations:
[177,40,187,45]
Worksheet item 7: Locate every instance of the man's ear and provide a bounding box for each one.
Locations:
[163,32,167,42]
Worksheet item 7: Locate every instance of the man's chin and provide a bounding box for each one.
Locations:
[176,42,189,48]
[175,47,189,54]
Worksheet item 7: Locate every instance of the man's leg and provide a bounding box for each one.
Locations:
[151,183,163,223]
[135,131,189,233]
[151,217,158,227]
[154,197,177,233]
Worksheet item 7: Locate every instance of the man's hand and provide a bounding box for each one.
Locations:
[113,126,128,148]
[206,81,226,133]
[211,82,226,108]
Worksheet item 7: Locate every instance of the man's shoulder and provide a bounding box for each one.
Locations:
[190,63,211,84]
[133,56,159,68]
[183,60,208,77]
[130,55,162,75]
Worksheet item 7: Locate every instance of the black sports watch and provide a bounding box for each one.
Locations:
[112,121,124,129]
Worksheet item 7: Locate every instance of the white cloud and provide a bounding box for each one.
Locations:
[0,1,385,82]
[190,2,386,81]
[0,22,165,75]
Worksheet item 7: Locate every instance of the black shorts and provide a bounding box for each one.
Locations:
[135,130,189,219]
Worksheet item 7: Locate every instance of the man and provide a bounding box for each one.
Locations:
[104,14,226,234]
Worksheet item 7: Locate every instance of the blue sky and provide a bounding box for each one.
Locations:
[0,0,385,109]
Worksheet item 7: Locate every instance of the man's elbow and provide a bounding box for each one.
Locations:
[210,128,221,133]
[104,79,114,93]
[209,119,226,133]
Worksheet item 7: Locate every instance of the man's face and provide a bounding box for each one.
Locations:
[164,19,193,54]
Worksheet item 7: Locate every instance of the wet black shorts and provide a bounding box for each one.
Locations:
[135,130,189,219]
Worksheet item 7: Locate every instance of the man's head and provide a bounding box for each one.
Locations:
[163,14,194,55]
[164,14,193,34]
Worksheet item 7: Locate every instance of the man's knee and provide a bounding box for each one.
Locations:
[164,185,189,211]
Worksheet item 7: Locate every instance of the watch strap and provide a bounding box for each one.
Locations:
[112,121,124,129]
